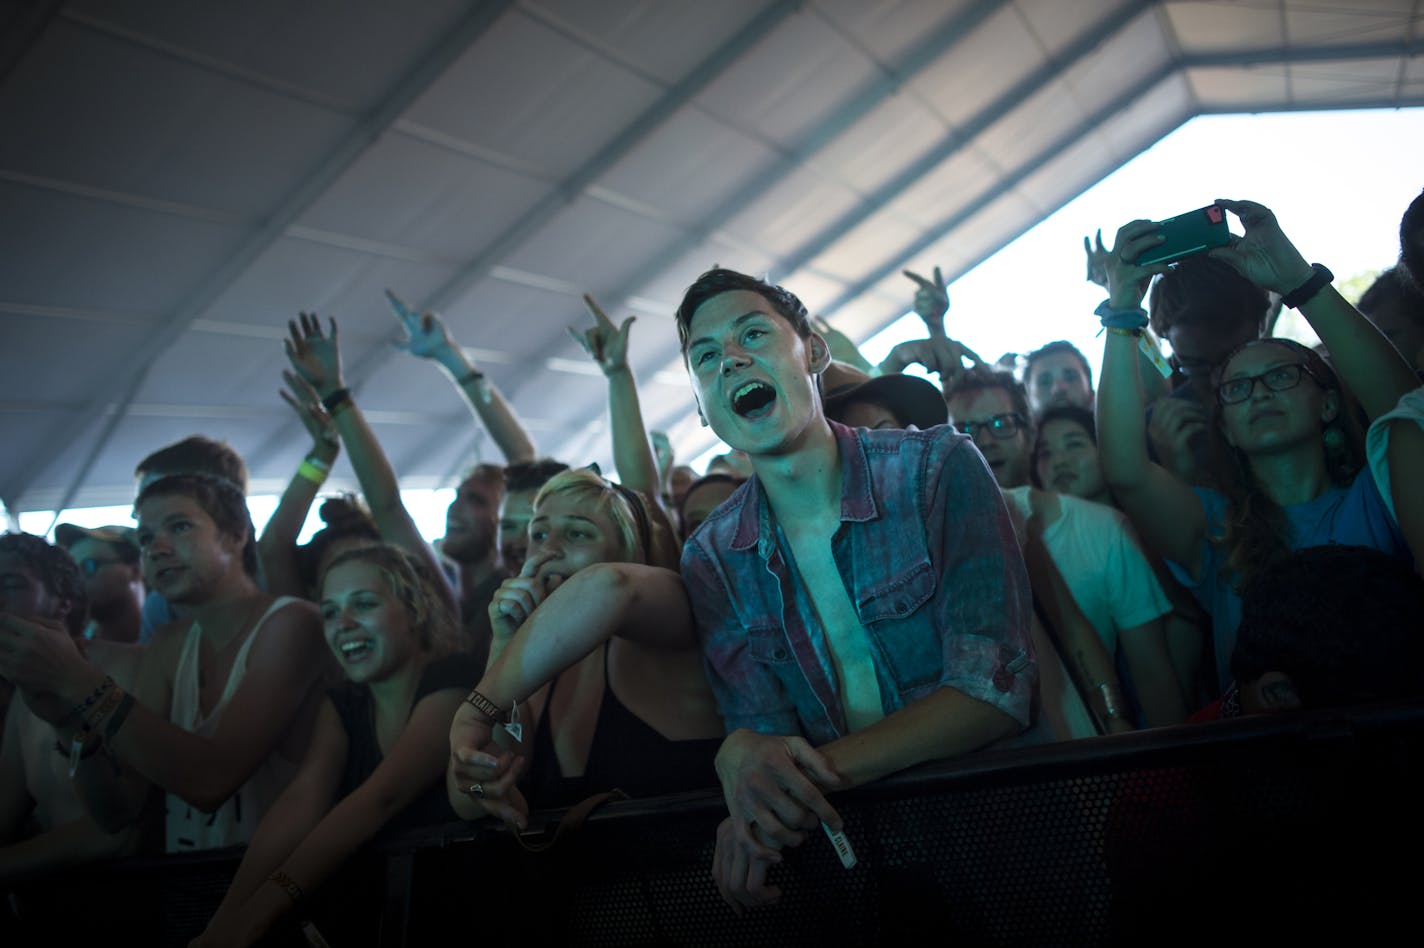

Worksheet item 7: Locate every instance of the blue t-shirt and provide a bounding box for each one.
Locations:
[1170,467,1409,691]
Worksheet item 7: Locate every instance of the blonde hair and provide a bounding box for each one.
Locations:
[321,544,459,657]
[532,468,649,565]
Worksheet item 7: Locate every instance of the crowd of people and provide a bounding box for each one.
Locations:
[1,192,1422,941]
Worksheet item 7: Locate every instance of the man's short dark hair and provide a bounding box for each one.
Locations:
[1148,256,1270,340]
[504,459,570,494]
[135,473,259,578]
[1023,340,1093,390]
[461,462,506,496]
[0,532,87,636]
[1358,266,1424,321]
[135,436,249,492]
[945,366,1032,430]
[1232,545,1424,709]
[675,268,811,354]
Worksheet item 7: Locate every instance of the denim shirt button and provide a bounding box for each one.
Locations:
[894,600,908,614]
[773,648,788,661]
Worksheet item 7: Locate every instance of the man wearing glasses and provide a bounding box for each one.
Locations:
[946,368,1183,731]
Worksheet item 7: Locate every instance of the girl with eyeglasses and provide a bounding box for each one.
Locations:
[1096,199,1422,693]
[446,468,723,826]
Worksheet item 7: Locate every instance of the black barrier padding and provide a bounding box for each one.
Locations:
[11,704,1424,946]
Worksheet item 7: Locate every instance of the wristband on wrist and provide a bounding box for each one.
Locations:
[269,870,305,907]
[320,387,352,415]
[457,368,486,387]
[296,460,329,485]
[1280,263,1333,309]
[464,688,508,725]
[1099,682,1124,720]
[1094,299,1150,331]
[1105,326,1142,338]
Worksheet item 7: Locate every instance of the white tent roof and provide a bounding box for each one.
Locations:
[3,0,1420,513]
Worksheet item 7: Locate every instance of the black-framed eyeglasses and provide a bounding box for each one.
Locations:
[957,413,1026,441]
[1216,363,1323,406]
[77,557,122,576]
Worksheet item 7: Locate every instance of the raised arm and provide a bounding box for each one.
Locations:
[568,296,662,503]
[257,372,341,598]
[387,289,537,463]
[1096,220,1208,577]
[285,313,456,612]
[1209,199,1418,423]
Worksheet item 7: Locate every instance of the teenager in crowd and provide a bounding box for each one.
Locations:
[193,545,476,947]
[675,268,1034,912]
[1097,198,1422,692]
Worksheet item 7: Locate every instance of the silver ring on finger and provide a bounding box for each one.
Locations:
[466,781,485,798]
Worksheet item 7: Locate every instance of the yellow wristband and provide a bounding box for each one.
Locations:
[297,460,329,484]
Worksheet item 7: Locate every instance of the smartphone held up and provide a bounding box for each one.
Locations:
[1133,205,1231,266]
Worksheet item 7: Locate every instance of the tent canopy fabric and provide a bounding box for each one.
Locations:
[2,0,1420,513]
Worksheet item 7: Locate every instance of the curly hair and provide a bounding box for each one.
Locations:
[944,365,1033,430]
[1210,339,1359,591]
[0,532,87,636]
[675,268,811,354]
[321,544,460,658]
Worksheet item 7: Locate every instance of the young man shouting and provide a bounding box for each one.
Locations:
[676,269,1035,911]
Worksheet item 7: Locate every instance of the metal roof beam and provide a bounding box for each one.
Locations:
[2,0,519,509]
[241,0,804,477]
[816,58,1186,321]
[768,0,1157,289]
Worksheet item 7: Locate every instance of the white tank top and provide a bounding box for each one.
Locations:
[164,596,302,853]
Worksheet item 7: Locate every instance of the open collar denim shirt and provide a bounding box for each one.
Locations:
[681,421,1035,746]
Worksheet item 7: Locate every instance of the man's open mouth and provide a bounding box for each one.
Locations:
[731,381,776,418]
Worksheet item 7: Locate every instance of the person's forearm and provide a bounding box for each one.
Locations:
[604,368,663,503]
[434,346,538,463]
[819,687,1019,788]
[258,444,338,598]
[207,782,333,931]
[1121,618,1188,727]
[1295,286,1418,423]
[1097,330,1150,490]
[479,564,644,709]
[0,818,138,883]
[1023,531,1134,732]
[329,400,404,523]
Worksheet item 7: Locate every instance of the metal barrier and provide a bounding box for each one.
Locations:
[9,702,1424,946]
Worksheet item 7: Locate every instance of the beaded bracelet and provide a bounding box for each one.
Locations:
[58,675,116,728]
[269,870,305,907]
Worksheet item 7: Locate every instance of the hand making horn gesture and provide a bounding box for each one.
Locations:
[568,294,635,377]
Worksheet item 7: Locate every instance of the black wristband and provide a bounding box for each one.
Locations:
[1280,264,1333,309]
[320,387,352,413]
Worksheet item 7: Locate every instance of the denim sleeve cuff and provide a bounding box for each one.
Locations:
[941,633,1035,727]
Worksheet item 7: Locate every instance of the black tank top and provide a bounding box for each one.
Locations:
[523,645,720,809]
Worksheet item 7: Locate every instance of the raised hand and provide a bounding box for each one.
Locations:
[278,370,339,452]
[1084,229,1111,289]
[1105,221,1172,310]
[567,294,634,377]
[651,430,675,476]
[1207,199,1314,295]
[879,335,983,388]
[902,266,949,337]
[284,312,344,399]
[386,289,459,362]
[487,549,558,642]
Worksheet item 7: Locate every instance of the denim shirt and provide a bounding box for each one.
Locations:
[681,421,1035,746]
